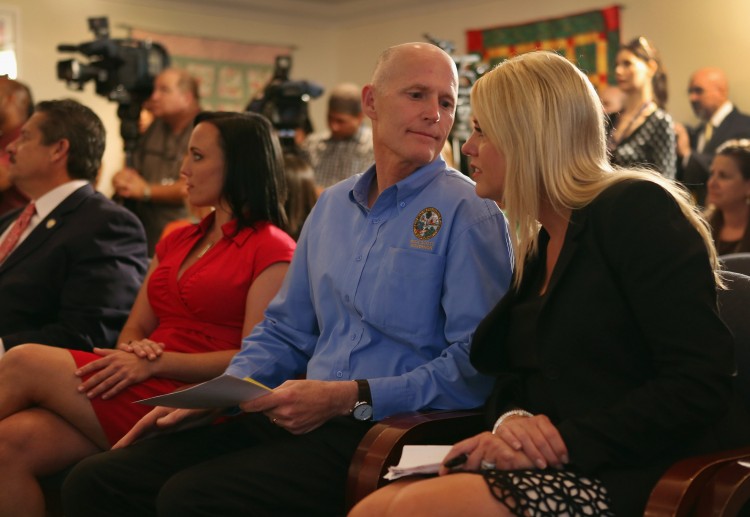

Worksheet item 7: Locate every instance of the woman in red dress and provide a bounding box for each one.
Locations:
[0,111,296,516]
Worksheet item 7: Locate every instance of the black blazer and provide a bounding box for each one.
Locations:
[679,107,750,204]
[471,180,750,515]
[0,184,148,351]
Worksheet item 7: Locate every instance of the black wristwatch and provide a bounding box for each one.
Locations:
[351,379,373,421]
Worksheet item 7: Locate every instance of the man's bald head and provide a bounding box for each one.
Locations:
[689,67,730,120]
[370,43,457,91]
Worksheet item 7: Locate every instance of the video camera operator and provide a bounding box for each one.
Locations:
[111,68,200,255]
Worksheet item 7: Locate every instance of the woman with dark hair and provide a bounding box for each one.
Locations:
[608,36,677,178]
[351,51,749,517]
[282,151,318,240]
[706,139,750,254]
[0,111,296,516]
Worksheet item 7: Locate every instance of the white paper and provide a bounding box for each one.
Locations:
[383,445,453,480]
[136,373,272,409]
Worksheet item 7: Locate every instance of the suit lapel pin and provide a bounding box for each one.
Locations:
[46,219,56,229]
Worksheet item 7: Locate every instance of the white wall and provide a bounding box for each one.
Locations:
[9,0,750,194]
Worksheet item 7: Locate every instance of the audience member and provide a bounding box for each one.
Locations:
[599,83,624,115]
[676,67,750,205]
[0,99,147,352]
[62,42,514,517]
[302,82,374,189]
[0,111,295,516]
[705,139,750,254]
[112,68,201,255]
[608,36,677,178]
[282,151,317,240]
[352,50,750,517]
[0,77,33,216]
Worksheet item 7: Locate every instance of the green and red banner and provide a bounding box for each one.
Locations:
[466,5,621,89]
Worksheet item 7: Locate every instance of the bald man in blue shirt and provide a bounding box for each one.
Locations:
[63,42,514,517]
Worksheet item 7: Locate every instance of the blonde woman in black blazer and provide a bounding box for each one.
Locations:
[351,51,750,517]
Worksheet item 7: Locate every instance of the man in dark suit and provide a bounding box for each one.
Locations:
[0,99,148,353]
[676,67,750,205]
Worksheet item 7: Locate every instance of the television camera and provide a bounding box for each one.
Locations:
[56,17,170,164]
[246,55,323,150]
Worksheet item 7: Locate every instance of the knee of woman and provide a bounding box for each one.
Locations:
[2,343,51,370]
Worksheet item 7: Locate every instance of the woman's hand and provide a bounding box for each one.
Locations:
[117,339,165,361]
[113,406,218,449]
[75,348,158,400]
[439,414,569,475]
[493,414,569,469]
[439,431,536,475]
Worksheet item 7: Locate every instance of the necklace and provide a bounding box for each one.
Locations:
[196,241,214,258]
[608,101,653,150]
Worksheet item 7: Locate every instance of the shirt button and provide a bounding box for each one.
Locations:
[344,295,350,302]
[400,202,406,208]
[355,255,362,261]
[336,371,343,378]
[372,218,379,224]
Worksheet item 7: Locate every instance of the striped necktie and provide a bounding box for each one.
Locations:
[0,202,36,263]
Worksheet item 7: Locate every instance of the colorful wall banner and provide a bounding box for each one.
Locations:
[130,28,292,112]
[466,5,621,89]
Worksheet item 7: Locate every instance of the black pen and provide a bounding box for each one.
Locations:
[443,453,468,469]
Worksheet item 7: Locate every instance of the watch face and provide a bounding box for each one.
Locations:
[353,402,373,421]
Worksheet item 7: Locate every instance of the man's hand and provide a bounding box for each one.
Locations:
[112,167,149,200]
[674,122,691,159]
[113,406,217,449]
[239,379,358,435]
[75,348,157,400]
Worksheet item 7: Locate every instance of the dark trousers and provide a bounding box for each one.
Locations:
[61,413,372,517]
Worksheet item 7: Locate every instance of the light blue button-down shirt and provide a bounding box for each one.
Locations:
[226,158,513,420]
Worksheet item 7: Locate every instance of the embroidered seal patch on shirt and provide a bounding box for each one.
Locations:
[413,207,442,240]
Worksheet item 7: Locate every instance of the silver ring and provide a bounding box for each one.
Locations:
[480,460,496,471]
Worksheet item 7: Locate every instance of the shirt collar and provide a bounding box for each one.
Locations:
[710,101,734,127]
[33,180,89,220]
[194,210,254,246]
[350,157,446,211]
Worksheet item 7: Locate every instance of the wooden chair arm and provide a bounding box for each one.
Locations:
[644,446,750,517]
[694,455,750,516]
[345,409,485,511]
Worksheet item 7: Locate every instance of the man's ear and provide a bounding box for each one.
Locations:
[362,85,377,120]
[50,138,70,165]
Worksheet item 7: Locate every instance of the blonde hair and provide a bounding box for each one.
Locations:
[470,51,719,287]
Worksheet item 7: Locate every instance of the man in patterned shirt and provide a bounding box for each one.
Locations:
[303,82,374,190]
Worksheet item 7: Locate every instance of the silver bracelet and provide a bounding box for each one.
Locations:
[492,409,533,434]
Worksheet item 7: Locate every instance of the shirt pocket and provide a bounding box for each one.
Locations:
[365,247,446,339]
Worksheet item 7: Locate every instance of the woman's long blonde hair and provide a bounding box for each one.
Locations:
[470,51,719,288]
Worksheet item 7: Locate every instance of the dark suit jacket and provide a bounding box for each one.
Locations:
[0,184,148,351]
[679,107,750,204]
[471,180,750,515]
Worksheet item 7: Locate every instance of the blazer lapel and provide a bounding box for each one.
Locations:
[0,184,94,273]
[539,205,589,308]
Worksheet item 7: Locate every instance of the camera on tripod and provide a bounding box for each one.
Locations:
[56,17,170,161]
